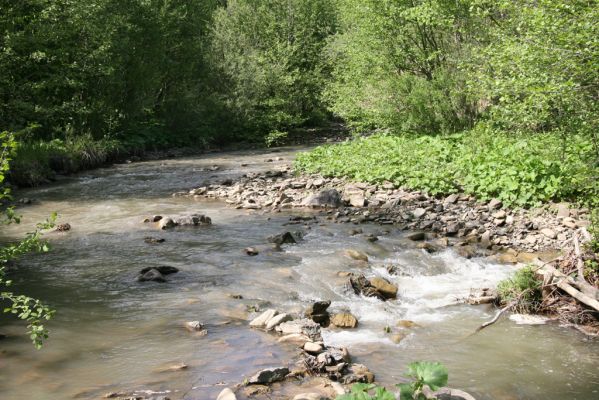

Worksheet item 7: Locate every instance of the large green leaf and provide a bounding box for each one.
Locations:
[407,361,448,390]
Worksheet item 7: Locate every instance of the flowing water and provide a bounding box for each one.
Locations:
[1,147,598,399]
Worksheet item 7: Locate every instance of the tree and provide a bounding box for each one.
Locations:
[209,0,336,138]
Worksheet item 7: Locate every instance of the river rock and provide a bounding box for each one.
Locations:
[248,367,289,384]
[265,313,293,331]
[217,388,237,400]
[305,300,331,325]
[488,198,503,209]
[348,274,386,301]
[293,393,326,400]
[302,189,342,208]
[140,266,179,275]
[173,214,212,226]
[268,231,297,245]
[250,309,278,327]
[184,321,204,331]
[55,222,71,232]
[557,203,570,218]
[368,277,398,299]
[159,217,176,230]
[429,387,477,400]
[244,247,259,256]
[330,313,358,328]
[303,342,323,354]
[144,236,165,244]
[343,363,374,384]
[276,319,322,340]
[278,333,311,345]
[345,249,368,262]
[406,232,426,241]
[413,208,427,218]
[137,268,166,282]
[540,228,557,239]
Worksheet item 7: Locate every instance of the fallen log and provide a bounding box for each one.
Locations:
[534,259,599,313]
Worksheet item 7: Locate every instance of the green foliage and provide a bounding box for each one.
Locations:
[588,209,599,254]
[324,0,479,135]
[397,361,449,400]
[295,131,598,208]
[0,131,56,348]
[336,383,395,400]
[497,266,542,313]
[467,0,599,155]
[264,130,289,148]
[210,0,336,137]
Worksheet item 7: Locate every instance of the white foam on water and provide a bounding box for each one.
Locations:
[322,329,397,347]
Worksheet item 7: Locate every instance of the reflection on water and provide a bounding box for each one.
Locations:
[1,148,598,399]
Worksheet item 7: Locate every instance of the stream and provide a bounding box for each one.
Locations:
[1,147,598,399]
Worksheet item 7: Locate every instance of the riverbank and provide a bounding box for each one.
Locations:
[179,163,590,260]
[6,125,348,188]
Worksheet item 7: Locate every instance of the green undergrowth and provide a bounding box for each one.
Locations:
[8,130,208,187]
[496,266,543,314]
[295,130,598,208]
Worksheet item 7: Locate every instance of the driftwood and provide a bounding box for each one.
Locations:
[470,299,518,335]
[534,259,599,313]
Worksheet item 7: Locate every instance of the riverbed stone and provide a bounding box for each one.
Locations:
[540,228,557,239]
[488,198,503,209]
[265,313,293,331]
[343,364,374,384]
[368,277,398,299]
[293,393,326,400]
[140,266,179,275]
[276,319,322,340]
[250,309,278,327]
[303,342,324,354]
[158,217,176,230]
[330,313,358,328]
[302,189,343,208]
[217,388,237,400]
[137,268,166,282]
[268,231,298,245]
[278,333,311,345]
[406,231,426,241]
[184,321,204,332]
[345,249,368,262]
[248,367,290,384]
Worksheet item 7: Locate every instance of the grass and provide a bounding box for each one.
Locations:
[295,129,599,208]
[496,266,543,313]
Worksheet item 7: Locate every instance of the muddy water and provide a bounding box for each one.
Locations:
[0,147,597,400]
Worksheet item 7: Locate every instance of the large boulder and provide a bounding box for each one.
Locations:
[302,189,343,208]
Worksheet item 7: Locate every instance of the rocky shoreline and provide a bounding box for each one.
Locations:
[175,163,590,261]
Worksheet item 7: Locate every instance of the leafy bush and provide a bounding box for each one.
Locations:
[295,131,598,208]
[497,266,542,313]
[1,131,55,348]
[397,361,449,400]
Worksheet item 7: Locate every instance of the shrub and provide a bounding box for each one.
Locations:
[497,266,542,313]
